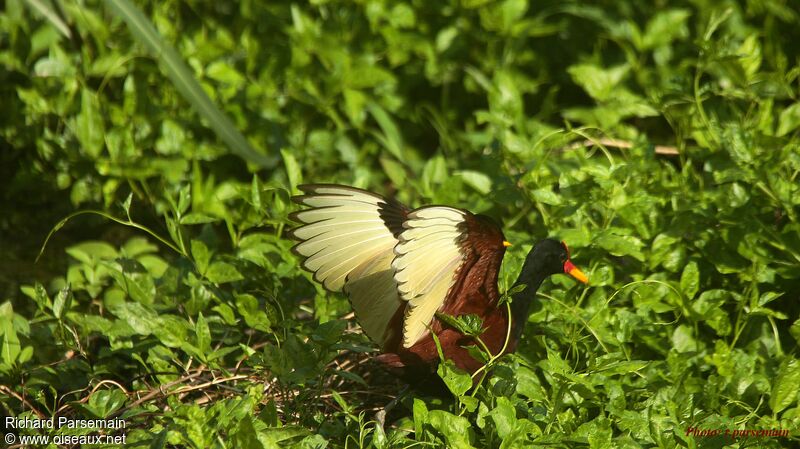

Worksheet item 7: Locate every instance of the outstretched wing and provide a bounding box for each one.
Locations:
[392,206,470,348]
[289,184,408,348]
[290,185,507,351]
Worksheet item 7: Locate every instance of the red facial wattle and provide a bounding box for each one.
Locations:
[561,241,588,283]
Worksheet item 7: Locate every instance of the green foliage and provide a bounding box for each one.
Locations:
[2,0,800,447]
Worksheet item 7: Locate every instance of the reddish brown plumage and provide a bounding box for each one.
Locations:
[289,184,588,381]
[376,213,511,374]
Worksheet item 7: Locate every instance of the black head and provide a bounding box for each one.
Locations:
[518,238,588,285]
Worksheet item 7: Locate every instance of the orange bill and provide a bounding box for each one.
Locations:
[563,260,589,284]
[503,241,512,247]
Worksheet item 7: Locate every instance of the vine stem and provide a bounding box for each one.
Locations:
[470,301,514,394]
[36,209,186,263]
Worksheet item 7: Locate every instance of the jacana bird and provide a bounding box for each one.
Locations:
[289,184,588,376]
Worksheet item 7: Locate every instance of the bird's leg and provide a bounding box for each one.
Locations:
[374,384,410,429]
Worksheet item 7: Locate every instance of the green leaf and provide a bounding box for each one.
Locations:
[281,148,302,194]
[154,119,186,155]
[641,9,690,50]
[195,312,211,354]
[52,285,72,320]
[567,63,629,101]
[180,213,219,225]
[593,360,649,375]
[770,358,800,414]
[66,241,118,264]
[680,261,700,299]
[343,88,367,126]
[121,192,133,217]
[85,389,127,418]
[465,344,490,364]
[205,261,244,284]
[0,302,21,368]
[777,102,800,136]
[455,170,492,195]
[379,157,408,188]
[311,320,346,346]
[649,233,685,271]
[489,396,517,439]
[413,398,428,438]
[75,88,105,158]
[438,359,473,398]
[20,283,52,311]
[233,415,264,449]
[432,331,473,397]
[107,261,156,304]
[436,312,485,337]
[235,294,272,332]
[106,301,158,335]
[531,187,562,205]
[367,102,404,160]
[595,233,645,261]
[191,239,211,274]
[206,60,245,88]
[422,154,448,195]
[250,175,262,210]
[428,410,476,449]
[152,315,191,348]
[24,0,73,38]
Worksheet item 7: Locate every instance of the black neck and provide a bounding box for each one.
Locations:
[509,260,552,342]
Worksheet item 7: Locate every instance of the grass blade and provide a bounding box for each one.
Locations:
[23,0,72,38]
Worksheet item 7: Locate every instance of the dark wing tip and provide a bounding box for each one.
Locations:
[287,210,303,224]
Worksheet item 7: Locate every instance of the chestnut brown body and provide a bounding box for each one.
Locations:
[289,184,587,378]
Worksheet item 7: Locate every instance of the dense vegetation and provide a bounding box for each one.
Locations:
[2,0,799,447]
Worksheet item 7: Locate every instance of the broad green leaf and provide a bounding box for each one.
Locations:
[489,396,517,439]
[367,102,404,160]
[680,261,700,299]
[422,154,447,195]
[107,261,156,304]
[195,312,211,354]
[428,410,476,449]
[180,213,219,225]
[235,294,272,332]
[66,241,118,264]
[0,302,21,367]
[191,239,211,274]
[152,315,191,348]
[85,389,127,418]
[437,359,472,398]
[413,398,428,439]
[52,286,72,319]
[777,102,800,136]
[531,187,562,205]
[567,63,629,101]
[595,233,645,261]
[379,157,407,188]
[106,301,158,335]
[435,312,485,337]
[75,88,105,158]
[641,9,690,50]
[20,283,52,310]
[771,358,800,414]
[205,261,244,284]
[455,170,491,195]
[281,148,302,194]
